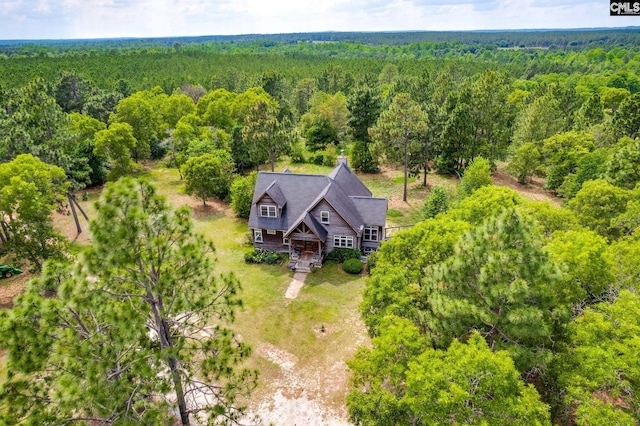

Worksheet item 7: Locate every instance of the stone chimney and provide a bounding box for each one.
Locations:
[337,149,348,167]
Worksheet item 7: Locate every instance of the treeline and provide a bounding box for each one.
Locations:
[3,28,640,54]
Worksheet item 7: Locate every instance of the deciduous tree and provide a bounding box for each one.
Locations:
[568,179,631,239]
[506,142,543,184]
[0,154,69,271]
[404,333,551,425]
[230,172,257,219]
[458,156,493,198]
[557,290,640,425]
[93,122,140,180]
[183,151,235,205]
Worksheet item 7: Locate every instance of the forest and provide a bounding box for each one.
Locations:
[0,28,640,424]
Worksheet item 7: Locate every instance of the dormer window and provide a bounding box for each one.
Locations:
[260,205,277,218]
[320,211,330,224]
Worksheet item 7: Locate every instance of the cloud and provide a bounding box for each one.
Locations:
[0,0,636,40]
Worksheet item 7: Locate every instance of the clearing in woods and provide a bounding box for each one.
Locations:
[0,163,559,424]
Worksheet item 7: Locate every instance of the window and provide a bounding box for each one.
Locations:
[320,211,330,224]
[260,205,277,218]
[364,226,379,241]
[254,229,263,243]
[334,235,354,248]
[283,237,290,245]
[267,229,276,235]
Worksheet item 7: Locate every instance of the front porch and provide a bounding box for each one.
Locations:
[288,239,323,272]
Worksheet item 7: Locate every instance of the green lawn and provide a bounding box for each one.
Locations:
[146,163,368,409]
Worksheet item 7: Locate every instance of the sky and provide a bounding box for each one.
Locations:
[0,0,638,40]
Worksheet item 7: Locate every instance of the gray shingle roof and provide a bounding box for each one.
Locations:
[263,180,287,207]
[248,163,386,239]
[351,197,388,227]
[328,163,371,197]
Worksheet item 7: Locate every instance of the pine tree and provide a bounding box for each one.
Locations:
[421,208,562,373]
[0,178,257,425]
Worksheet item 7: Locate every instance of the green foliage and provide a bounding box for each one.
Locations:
[241,99,291,172]
[458,156,493,198]
[68,112,109,186]
[161,92,196,129]
[448,185,523,226]
[612,92,640,139]
[469,70,515,163]
[613,196,640,237]
[347,318,550,426]
[520,200,580,238]
[350,140,379,173]
[343,258,363,274]
[183,151,235,205]
[365,250,377,275]
[347,316,430,425]
[347,81,382,142]
[434,87,475,176]
[608,235,640,289]
[230,172,257,219]
[422,208,561,372]
[304,115,337,152]
[574,92,604,129]
[348,82,382,173]
[288,139,307,164]
[0,154,69,271]
[244,249,285,265]
[0,178,257,424]
[557,291,640,425]
[506,142,543,184]
[404,333,551,425]
[512,90,565,147]
[546,229,614,309]
[556,148,608,199]
[568,179,631,239]
[361,216,472,334]
[606,137,640,189]
[309,144,338,167]
[423,185,450,219]
[326,248,361,263]
[370,93,428,202]
[94,121,140,180]
[540,131,595,192]
[111,88,167,161]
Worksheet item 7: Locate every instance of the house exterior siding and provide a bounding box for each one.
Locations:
[254,229,288,253]
[309,200,358,253]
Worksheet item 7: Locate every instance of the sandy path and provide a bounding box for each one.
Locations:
[284,272,307,299]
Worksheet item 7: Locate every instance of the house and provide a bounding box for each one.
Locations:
[248,158,387,271]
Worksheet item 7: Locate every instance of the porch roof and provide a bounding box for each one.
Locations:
[285,212,328,241]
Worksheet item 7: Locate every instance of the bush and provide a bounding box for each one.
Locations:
[365,250,377,275]
[326,248,361,263]
[459,157,493,198]
[290,141,306,164]
[244,249,285,265]
[230,172,257,219]
[423,185,450,219]
[343,258,363,274]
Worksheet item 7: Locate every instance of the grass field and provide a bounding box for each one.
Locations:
[147,163,369,421]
